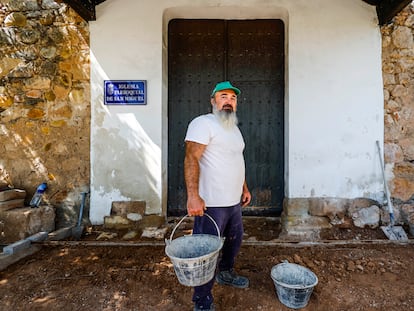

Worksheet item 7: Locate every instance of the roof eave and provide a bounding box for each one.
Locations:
[64,0,412,25]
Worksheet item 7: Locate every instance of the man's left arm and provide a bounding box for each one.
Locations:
[241,180,251,207]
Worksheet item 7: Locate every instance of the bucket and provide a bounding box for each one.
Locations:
[165,214,224,287]
[271,262,318,309]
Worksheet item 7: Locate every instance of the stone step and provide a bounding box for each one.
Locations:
[0,189,26,202]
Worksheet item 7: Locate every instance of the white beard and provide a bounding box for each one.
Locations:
[212,105,238,129]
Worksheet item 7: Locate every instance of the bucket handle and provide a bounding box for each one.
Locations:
[168,213,221,244]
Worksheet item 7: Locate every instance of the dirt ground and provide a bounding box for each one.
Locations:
[0,218,413,311]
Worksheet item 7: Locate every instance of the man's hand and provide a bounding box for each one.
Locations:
[241,181,251,207]
[187,195,206,216]
[241,190,251,207]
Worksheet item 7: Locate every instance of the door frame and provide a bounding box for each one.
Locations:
[161,6,290,216]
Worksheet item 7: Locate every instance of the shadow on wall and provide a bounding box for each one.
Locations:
[0,2,91,227]
[0,125,50,188]
[0,115,91,229]
[90,51,161,224]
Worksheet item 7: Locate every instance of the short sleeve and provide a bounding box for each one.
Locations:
[184,115,211,145]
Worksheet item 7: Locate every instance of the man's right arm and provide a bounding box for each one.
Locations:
[184,141,207,216]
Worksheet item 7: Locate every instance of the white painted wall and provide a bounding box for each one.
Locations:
[89,0,384,224]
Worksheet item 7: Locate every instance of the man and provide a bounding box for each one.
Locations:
[184,81,252,311]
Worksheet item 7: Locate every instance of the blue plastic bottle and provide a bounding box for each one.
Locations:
[30,182,47,208]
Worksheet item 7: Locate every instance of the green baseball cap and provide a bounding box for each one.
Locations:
[210,81,241,97]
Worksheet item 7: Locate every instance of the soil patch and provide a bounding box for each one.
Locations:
[0,218,413,311]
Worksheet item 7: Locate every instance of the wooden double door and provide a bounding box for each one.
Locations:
[167,19,285,216]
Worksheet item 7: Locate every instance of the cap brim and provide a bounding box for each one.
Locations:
[211,87,240,97]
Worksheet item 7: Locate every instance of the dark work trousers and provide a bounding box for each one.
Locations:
[192,203,243,308]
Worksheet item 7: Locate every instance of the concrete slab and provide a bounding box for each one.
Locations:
[3,239,31,255]
[0,245,41,271]
[26,231,49,242]
[280,214,332,240]
[0,225,84,272]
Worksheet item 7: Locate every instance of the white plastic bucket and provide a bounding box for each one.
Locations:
[165,214,224,287]
[271,262,318,309]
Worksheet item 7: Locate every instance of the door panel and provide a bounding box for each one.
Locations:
[167,20,225,214]
[168,19,284,216]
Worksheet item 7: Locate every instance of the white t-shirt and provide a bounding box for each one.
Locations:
[185,113,245,207]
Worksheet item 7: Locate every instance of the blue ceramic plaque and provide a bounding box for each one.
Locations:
[104,80,146,105]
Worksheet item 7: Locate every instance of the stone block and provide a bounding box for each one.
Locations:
[400,203,414,223]
[137,215,165,229]
[351,205,380,228]
[141,227,168,240]
[0,206,55,244]
[104,215,132,230]
[283,214,332,230]
[379,205,404,225]
[103,214,165,231]
[280,214,332,241]
[392,163,414,201]
[0,199,25,211]
[348,199,383,227]
[285,197,350,218]
[309,198,349,219]
[0,189,26,202]
[349,198,379,209]
[122,231,138,240]
[111,201,146,218]
[283,198,309,216]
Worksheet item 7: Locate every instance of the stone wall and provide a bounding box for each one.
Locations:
[0,0,90,227]
[382,2,414,224]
